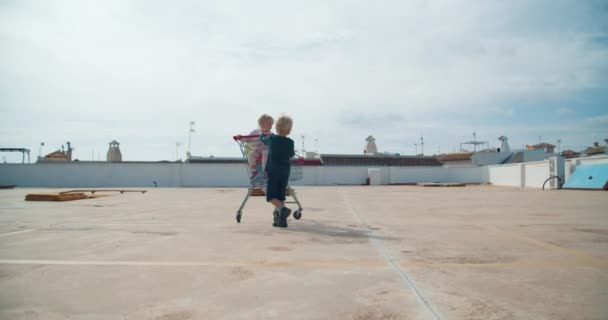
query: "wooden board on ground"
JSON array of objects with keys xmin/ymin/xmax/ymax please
[
  {"xmin": 417, "ymin": 183, "xmax": 466, "ymax": 187},
  {"xmin": 25, "ymin": 193, "xmax": 111, "ymax": 201}
]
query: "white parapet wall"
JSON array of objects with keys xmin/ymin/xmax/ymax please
[
  {"xmin": 0, "ymin": 162, "xmax": 490, "ymax": 187},
  {"xmin": 523, "ymin": 160, "xmax": 551, "ymax": 188},
  {"xmin": 488, "ymin": 156, "xmax": 565, "ymax": 189},
  {"xmin": 488, "ymin": 163, "xmax": 523, "ymax": 187}
]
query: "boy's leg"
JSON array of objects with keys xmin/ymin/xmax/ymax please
[
  {"xmin": 267, "ymin": 176, "xmax": 280, "ymax": 226},
  {"xmin": 270, "ymin": 199, "xmax": 284, "ymax": 208},
  {"xmin": 276, "ymin": 176, "xmax": 291, "ymax": 228}
]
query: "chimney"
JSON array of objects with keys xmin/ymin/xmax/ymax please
[{"xmin": 67, "ymin": 141, "xmax": 72, "ymax": 161}]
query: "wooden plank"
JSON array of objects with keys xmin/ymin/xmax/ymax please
[
  {"xmin": 25, "ymin": 193, "xmax": 112, "ymax": 201},
  {"xmin": 59, "ymin": 189, "xmax": 147, "ymax": 194},
  {"xmin": 25, "ymin": 193, "xmax": 88, "ymax": 201},
  {"xmin": 417, "ymin": 183, "xmax": 466, "ymax": 187}
]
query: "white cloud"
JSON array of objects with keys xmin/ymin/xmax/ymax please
[
  {"xmin": 584, "ymin": 114, "xmax": 608, "ymax": 128},
  {"xmin": 1, "ymin": 0, "xmax": 607, "ymax": 161},
  {"xmin": 557, "ymin": 107, "xmax": 575, "ymax": 116}
]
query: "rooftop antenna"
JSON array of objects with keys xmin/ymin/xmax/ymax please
[
  {"xmin": 420, "ymin": 136, "xmax": 424, "ymax": 156},
  {"xmin": 176, "ymin": 142, "xmax": 182, "ymax": 161},
  {"xmin": 314, "ymin": 138, "xmax": 318, "ymax": 153},
  {"xmin": 38, "ymin": 142, "xmax": 44, "ymax": 158},
  {"xmin": 473, "ymin": 132, "xmax": 477, "ymax": 151},
  {"xmin": 461, "ymin": 132, "xmax": 487, "ymax": 152},
  {"xmin": 188, "ymin": 121, "xmax": 196, "ymax": 158},
  {"xmin": 301, "ymin": 135, "xmax": 306, "ymax": 154}
]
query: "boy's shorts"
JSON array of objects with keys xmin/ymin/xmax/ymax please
[{"xmin": 266, "ymin": 174, "xmax": 289, "ymax": 202}]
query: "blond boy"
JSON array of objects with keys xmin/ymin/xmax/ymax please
[{"xmin": 261, "ymin": 115, "xmax": 295, "ymax": 227}]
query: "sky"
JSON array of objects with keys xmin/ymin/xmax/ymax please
[{"xmin": 1, "ymin": 0, "xmax": 607, "ymax": 162}]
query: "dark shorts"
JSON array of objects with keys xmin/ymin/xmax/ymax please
[{"xmin": 266, "ymin": 174, "xmax": 289, "ymax": 202}]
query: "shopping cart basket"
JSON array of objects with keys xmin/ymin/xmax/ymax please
[{"xmin": 233, "ymin": 134, "xmax": 304, "ymax": 223}]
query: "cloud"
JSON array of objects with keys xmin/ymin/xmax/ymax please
[
  {"xmin": 584, "ymin": 114, "xmax": 608, "ymax": 128},
  {"xmin": 1, "ymin": 0, "xmax": 607, "ymax": 160},
  {"xmin": 557, "ymin": 107, "xmax": 575, "ymax": 116}
]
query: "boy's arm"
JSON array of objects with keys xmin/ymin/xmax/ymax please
[
  {"xmin": 289, "ymin": 140, "xmax": 295, "ymax": 158},
  {"xmin": 261, "ymin": 134, "xmax": 273, "ymax": 146}
]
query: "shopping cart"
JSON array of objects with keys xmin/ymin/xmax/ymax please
[{"xmin": 233, "ymin": 134, "xmax": 304, "ymax": 223}]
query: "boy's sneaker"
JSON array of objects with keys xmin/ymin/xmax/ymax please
[
  {"xmin": 272, "ymin": 208, "xmax": 279, "ymax": 227},
  {"xmin": 278, "ymin": 207, "xmax": 292, "ymax": 228}
]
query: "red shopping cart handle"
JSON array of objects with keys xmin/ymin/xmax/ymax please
[{"xmin": 233, "ymin": 134, "xmax": 270, "ymax": 141}]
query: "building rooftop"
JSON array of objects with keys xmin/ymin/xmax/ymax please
[
  {"xmin": 437, "ymin": 152, "xmax": 474, "ymax": 162},
  {"xmin": 320, "ymin": 154, "xmax": 443, "ymax": 166},
  {"xmin": 586, "ymin": 145, "xmax": 607, "ymax": 156},
  {"xmin": 1, "ymin": 186, "xmax": 606, "ymax": 319}
]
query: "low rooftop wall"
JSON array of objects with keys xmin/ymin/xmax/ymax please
[{"xmin": 0, "ymin": 162, "xmax": 489, "ymax": 187}]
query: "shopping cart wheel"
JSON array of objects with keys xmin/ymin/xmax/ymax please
[
  {"xmin": 293, "ymin": 210, "xmax": 302, "ymax": 220},
  {"xmin": 236, "ymin": 212, "xmax": 242, "ymax": 223}
]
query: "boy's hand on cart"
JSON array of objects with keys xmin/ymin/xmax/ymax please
[{"xmin": 233, "ymin": 135, "xmax": 242, "ymax": 141}]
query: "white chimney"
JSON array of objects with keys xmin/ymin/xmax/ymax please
[
  {"xmin": 365, "ymin": 136, "xmax": 378, "ymax": 155},
  {"xmin": 498, "ymin": 136, "xmax": 510, "ymax": 153}
]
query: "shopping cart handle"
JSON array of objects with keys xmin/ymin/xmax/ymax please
[{"xmin": 233, "ymin": 134, "xmax": 271, "ymax": 141}]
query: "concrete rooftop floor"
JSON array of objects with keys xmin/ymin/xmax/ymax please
[{"xmin": 0, "ymin": 186, "xmax": 607, "ymax": 320}]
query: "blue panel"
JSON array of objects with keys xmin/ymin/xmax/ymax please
[{"xmin": 563, "ymin": 164, "xmax": 608, "ymax": 190}]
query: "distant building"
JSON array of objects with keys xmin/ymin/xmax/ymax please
[
  {"xmin": 37, "ymin": 142, "xmax": 73, "ymax": 162},
  {"xmin": 466, "ymin": 136, "xmax": 558, "ymax": 165},
  {"xmin": 526, "ymin": 143, "xmax": 556, "ymax": 154},
  {"xmin": 584, "ymin": 141, "xmax": 607, "ymax": 156},
  {"xmin": 437, "ymin": 152, "xmax": 474, "ymax": 166},
  {"xmin": 107, "ymin": 140, "xmax": 122, "ymax": 162},
  {"xmin": 561, "ymin": 150, "xmax": 581, "ymax": 159},
  {"xmin": 320, "ymin": 154, "xmax": 442, "ymax": 166}
]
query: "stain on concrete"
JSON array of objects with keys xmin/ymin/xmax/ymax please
[
  {"xmin": 229, "ymin": 266, "xmax": 254, "ymax": 281},
  {"xmin": 466, "ymin": 299, "xmax": 513, "ymax": 320},
  {"xmin": 351, "ymin": 309, "xmax": 403, "ymax": 320},
  {"xmin": 424, "ymin": 255, "xmax": 516, "ymax": 264},
  {"xmin": 131, "ymin": 231, "xmax": 178, "ymax": 236},
  {"xmin": 156, "ymin": 310, "xmax": 193, "ymax": 320},
  {"xmin": 575, "ymin": 228, "xmax": 608, "ymax": 237},
  {"xmin": 268, "ymin": 246, "xmax": 291, "ymax": 252}
]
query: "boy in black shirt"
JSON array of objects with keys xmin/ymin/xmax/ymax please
[{"xmin": 261, "ymin": 115, "xmax": 295, "ymax": 228}]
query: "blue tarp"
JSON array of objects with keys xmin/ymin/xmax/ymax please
[{"xmin": 563, "ymin": 164, "xmax": 608, "ymax": 190}]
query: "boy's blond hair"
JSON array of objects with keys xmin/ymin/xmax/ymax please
[
  {"xmin": 258, "ymin": 114, "xmax": 274, "ymax": 126},
  {"xmin": 275, "ymin": 115, "xmax": 293, "ymax": 136}
]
